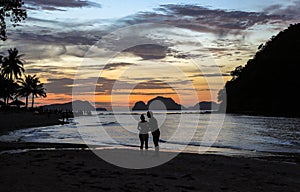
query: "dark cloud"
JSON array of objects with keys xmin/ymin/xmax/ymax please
[
  {"xmin": 43, "ymin": 75, "xmax": 195, "ymax": 97},
  {"xmin": 263, "ymin": 1, "xmax": 300, "ymax": 19},
  {"xmin": 197, "ymin": 88, "xmax": 220, "ymax": 92},
  {"xmin": 198, "ymin": 64, "xmax": 225, "ymax": 68},
  {"xmin": 206, "ymin": 38, "xmax": 256, "ymax": 60},
  {"xmin": 70, "ymin": 77, "xmax": 120, "ymax": 95},
  {"xmin": 167, "ymin": 48, "xmax": 204, "ymax": 59},
  {"xmin": 96, "ymin": 77, "xmax": 118, "ymax": 94},
  {"xmin": 128, "ymin": 77, "xmax": 155, "ymax": 81},
  {"xmin": 122, "ymin": 4, "xmax": 287, "ymax": 36},
  {"xmin": 123, "ymin": 44, "xmax": 169, "ymax": 60},
  {"xmin": 103, "ymin": 62, "xmax": 134, "ymax": 71},
  {"xmin": 45, "ymin": 78, "xmax": 74, "ymax": 94},
  {"xmin": 159, "ymin": 4, "xmax": 285, "ymax": 28},
  {"xmin": 27, "ymin": 17, "xmax": 60, "ymax": 25},
  {"xmin": 211, "ymin": 39, "xmax": 252, "ymax": 51},
  {"xmin": 134, "ymin": 80, "xmax": 172, "ymax": 90},
  {"xmin": 46, "ymin": 77, "xmax": 118, "ymax": 96},
  {"xmin": 26, "ymin": 68, "xmax": 42, "ymax": 74},
  {"xmin": 25, "ymin": 65, "xmax": 76, "ymax": 77},
  {"xmin": 66, "ymin": 45, "xmax": 90, "ymax": 58},
  {"xmin": 96, "ymin": 79, "xmax": 181, "ymax": 95},
  {"xmin": 13, "ymin": 30, "xmax": 99, "ymax": 46},
  {"xmin": 21, "ymin": 65, "xmax": 186, "ymax": 97},
  {"xmin": 8, "ymin": 29, "xmax": 101, "ymax": 60},
  {"xmin": 26, "ymin": 0, "xmax": 101, "ymax": 11},
  {"xmin": 263, "ymin": 4, "xmax": 283, "ymax": 13},
  {"xmin": 190, "ymin": 73, "xmax": 231, "ymax": 78},
  {"xmin": 44, "ymin": 97, "xmax": 71, "ymax": 102},
  {"xmin": 5, "ymin": 17, "xmax": 107, "ymax": 60},
  {"xmin": 6, "ymin": 15, "xmax": 110, "ymax": 59},
  {"xmin": 122, "ymin": 44, "xmax": 205, "ymax": 61},
  {"xmin": 113, "ymin": 91, "xmax": 176, "ymax": 96},
  {"xmin": 208, "ymin": 47, "xmax": 233, "ymax": 52},
  {"xmin": 7, "ymin": 3, "xmax": 295, "ymax": 65}
]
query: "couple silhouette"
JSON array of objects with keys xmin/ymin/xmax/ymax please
[{"xmin": 137, "ymin": 111, "xmax": 160, "ymax": 151}]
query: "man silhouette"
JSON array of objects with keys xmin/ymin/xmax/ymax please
[
  {"xmin": 147, "ymin": 111, "xmax": 160, "ymax": 150},
  {"xmin": 137, "ymin": 114, "xmax": 149, "ymax": 150}
]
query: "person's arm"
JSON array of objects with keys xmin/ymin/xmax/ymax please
[
  {"xmin": 154, "ymin": 118, "xmax": 159, "ymax": 129},
  {"xmin": 146, "ymin": 122, "xmax": 150, "ymax": 132},
  {"xmin": 137, "ymin": 122, "xmax": 141, "ymax": 131}
]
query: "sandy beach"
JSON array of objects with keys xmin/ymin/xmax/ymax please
[
  {"xmin": 0, "ymin": 112, "xmax": 64, "ymax": 135},
  {"xmin": 0, "ymin": 142, "xmax": 299, "ymax": 192},
  {"xmin": 0, "ymin": 113, "xmax": 299, "ymax": 191}
]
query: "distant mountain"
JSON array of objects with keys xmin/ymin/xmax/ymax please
[
  {"xmin": 189, "ymin": 101, "xmax": 219, "ymax": 111},
  {"xmin": 42, "ymin": 100, "xmax": 105, "ymax": 111},
  {"xmin": 132, "ymin": 101, "xmax": 148, "ymax": 111},
  {"xmin": 96, "ymin": 107, "xmax": 107, "ymax": 111},
  {"xmin": 132, "ymin": 96, "xmax": 185, "ymax": 110},
  {"xmin": 218, "ymin": 24, "xmax": 300, "ymax": 116},
  {"xmin": 148, "ymin": 96, "xmax": 184, "ymax": 110}
]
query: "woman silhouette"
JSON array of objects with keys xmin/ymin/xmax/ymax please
[
  {"xmin": 147, "ymin": 111, "xmax": 160, "ymax": 150},
  {"xmin": 137, "ymin": 114, "xmax": 149, "ymax": 150}
]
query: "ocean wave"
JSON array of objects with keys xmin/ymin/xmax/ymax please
[
  {"xmin": 291, "ymin": 141, "xmax": 300, "ymax": 146},
  {"xmin": 160, "ymin": 139, "xmax": 260, "ymax": 152},
  {"xmin": 100, "ymin": 121, "xmax": 120, "ymax": 126},
  {"xmin": 97, "ymin": 111, "xmax": 214, "ymax": 116}
]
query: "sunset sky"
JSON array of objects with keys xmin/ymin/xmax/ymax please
[{"xmin": 1, "ymin": 0, "xmax": 300, "ymax": 109}]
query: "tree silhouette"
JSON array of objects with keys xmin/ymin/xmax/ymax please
[
  {"xmin": 1, "ymin": 48, "xmax": 25, "ymax": 81},
  {"xmin": 17, "ymin": 75, "xmax": 34, "ymax": 109},
  {"xmin": 0, "ymin": 73, "xmax": 10, "ymax": 104},
  {"xmin": 27, "ymin": 75, "xmax": 47, "ymax": 108},
  {"xmin": 18, "ymin": 74, "xmax": 47, "ymax": 108},
  {"xmin": 0, "ymin": 1, "xmax": 27, "ymax": 106},
  {"xmin": 230, "ymin": 65, "xmax": 244, "ymax": 80},
  {"xmin": 0, "ymin": 73, "xmax": 18, "ymax": 105},
  {"xmin": 219, "ymin": 23, "xmax": 300, "ymax": 117},
  {"xmin": 0, "ymin": 0, "xmax": 27, "ymax": 41},
  {"xmin": 0, "ymin": 49, "xmax": 47, "ymax": 109}
]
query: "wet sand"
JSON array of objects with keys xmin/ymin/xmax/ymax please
[
  {"xmin": 0, "ymin": 142, "xmax": 299, "ymax": 192},
  {"xmin": 0, "ymin": 112, "xmax": 64, "ymax": 135}
]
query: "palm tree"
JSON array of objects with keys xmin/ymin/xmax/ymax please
[
  {"xmin": 17, "ymin": 75, "xmax": 33, "ymax": 109},
  {"xmin": 17, "ymin": 75, "xmax": 46, "ymax": 109},
  {"xmin": 0, "ymin": 73, "xmax": 8, "ymax": 104},
  {"xmin": 1, "ymin": 48, "xmax": 25, "ymax": 104},
  {"xmin": 0, "ymin": 73, "xmax": 18, "ymax": 105},
  {"xmin": 1, "ymin": 48, "xmax": 24, "ymax": 81},
  {"xmin": 30, "ymin": 81, "xmax": 47, "ymax": 108}
]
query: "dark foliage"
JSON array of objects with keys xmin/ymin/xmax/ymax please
[
  {"xmin": 219, "ymin": 24, "xmax": 300, "ymax": 116},
  {"xmin": 0, "ymin": 48, "xmax": 46, "ymax": 108},
  {"xmin": 0, "ymin": 0, "xmax": 27, "ymax": 41}
]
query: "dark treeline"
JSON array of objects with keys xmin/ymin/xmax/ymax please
[
  {"xmin": 218, "ymin": 23, "xmax": 300, "ymax": 117},
  {"xmin": 0, "ymin": 48, "xmax": 46, "ymax": 109},
  {"xmin": 0, "ymin": 0, "xmax": 26, "ymax": 41},
  {"xmin": 0, "ymin": 1, "xmax": 44, "ymax": 110}
]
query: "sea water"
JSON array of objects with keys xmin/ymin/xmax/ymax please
[{"xmin": 1, "ymin": 111, "xmax": 299, "ymax": 156}]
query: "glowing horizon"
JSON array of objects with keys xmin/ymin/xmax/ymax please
[{"xmin": 3, "ymin": 0, "xmax": 300, "ymax": 109}]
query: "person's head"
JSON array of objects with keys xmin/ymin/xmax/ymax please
[
  {"xmin": 140, "ymin": 114, "xmax": 146, "ymax": 122},
  {"xmin": 147, "ymin": 111, "xmax": 153, "ymax": 118}
]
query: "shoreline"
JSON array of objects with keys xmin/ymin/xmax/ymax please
[
  {"xmin": 0, "ymin": 111, "xmax": 66, "ymax": 135},
  {"xmin": 0, "ymin": 141, "xmax": 299, "ymax": 164},
  {"xmin": 0, "ymin": 143, "xmax": 299, "ymax": 192}
]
